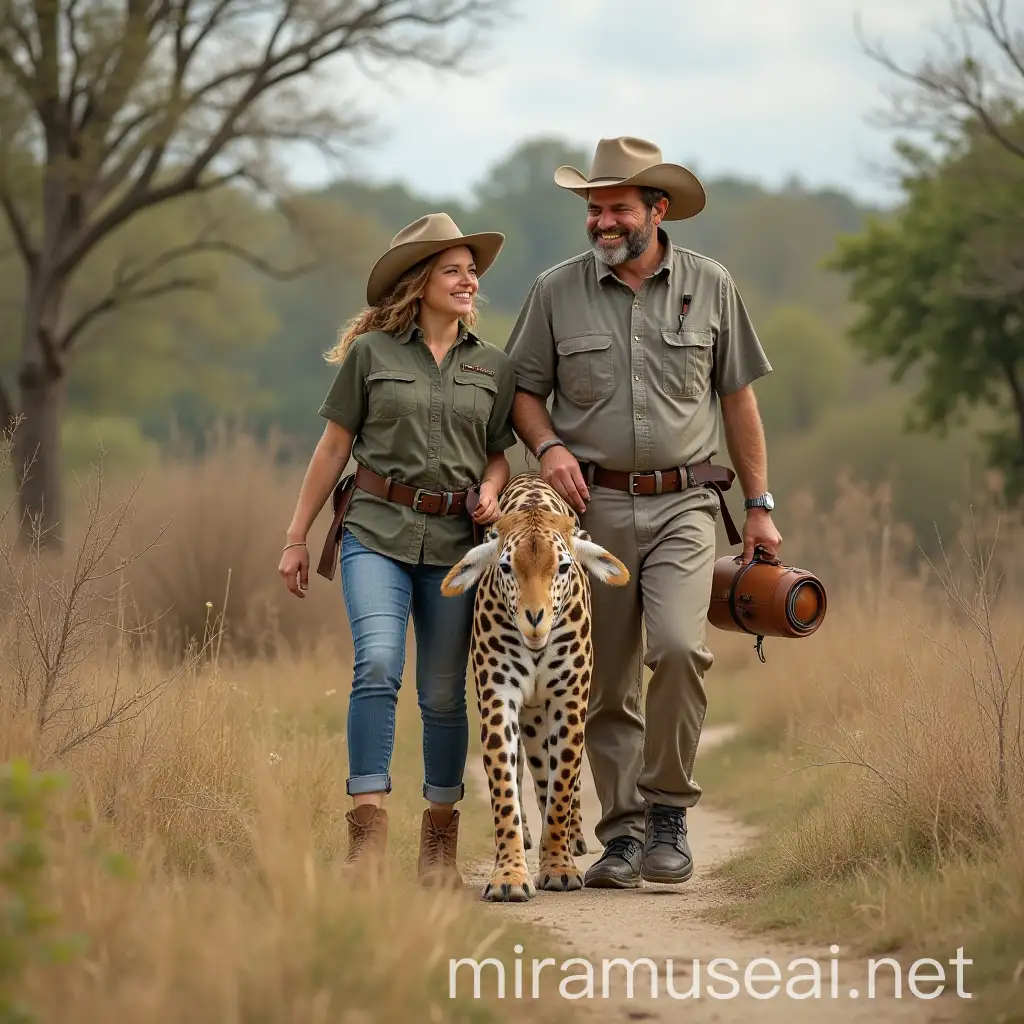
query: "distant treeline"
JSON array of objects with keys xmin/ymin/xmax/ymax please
[{"xmin": 0, "ymin": 135, "xmax": 990, "ymax": 553}]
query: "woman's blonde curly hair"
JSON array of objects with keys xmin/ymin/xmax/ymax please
[{"xmin": 325, "ymin": 251, "xmax": 480, "ymax": 364}]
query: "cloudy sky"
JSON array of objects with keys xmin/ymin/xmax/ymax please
[{"xmin": 291, "ymin": 0, "xmax": 953, "ymax": 208}]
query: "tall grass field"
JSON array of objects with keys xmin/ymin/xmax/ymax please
[
  {"xmin": 699, "ymin": 471, "xmax": 1024, "ymax": 1023},
  {"xmin": 0, "ymin": 427, "xmax": 570, "ymax": 1024}
]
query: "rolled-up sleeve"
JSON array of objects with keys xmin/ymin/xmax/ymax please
[
  {"xmin": 486, "ymin": 360, "xmax": 518, "ymax": 453},
  {"xmin": 505, "ymin": 275, "xmax": 555, "ymax": 398},
  {"xmin": 714, "ymin": 274, "xmax": 772, "ymax": 395},
  {"xmin": 318, "ymin": 339, "xmax": 368, "ymax": 432}
]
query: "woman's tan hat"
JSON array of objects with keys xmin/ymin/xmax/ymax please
[
  {"xmin": 554, "ymin": 136, "xmax": 706, "ymax": 221},
  {"xmin": 365, "ymin": 212, "xmax": 505, "ymax": 305}
]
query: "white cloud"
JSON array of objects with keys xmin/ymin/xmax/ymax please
[{"xmin": 286, "ymin": 0, "xmax": 954, "ymax": 207}]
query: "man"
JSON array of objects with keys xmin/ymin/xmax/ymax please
[{"xmin": 505, "ymin": 136, "xmax": 782, "ymax": 888}]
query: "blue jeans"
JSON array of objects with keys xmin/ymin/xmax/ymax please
[{"xmin": 340, "ymin": 527, "xmax": 475, "ymax": 803}]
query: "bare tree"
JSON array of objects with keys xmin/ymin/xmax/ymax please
[
  {"xmin": 0, "ymin": 0, "xmax": 510, "ymax": 548},
  {"xmin": 856, "ymin": 0, "xmax": 1024, "ymax": 158}
]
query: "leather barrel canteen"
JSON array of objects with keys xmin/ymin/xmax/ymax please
[{"xmin": 707, "ymin": 546, "xmax": 827, "ymax": 640}]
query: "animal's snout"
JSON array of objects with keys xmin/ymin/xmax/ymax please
[{"xmin": 524, "ymin": 607, "xmax": 545, "ymax": 628}]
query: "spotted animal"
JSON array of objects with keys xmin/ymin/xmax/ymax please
[{"xmin": 440, "ymin": 473, "xmax": 630, "ymax": 902}]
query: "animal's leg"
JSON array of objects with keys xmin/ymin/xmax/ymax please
[
  {"xmin": 516, "ymin": 738, "xmax": 532, "ymax": 850},
  {"xmin": 568, "ymin": 774, "xmax": 588, "ymax": 856},
  {"xmin": 535, "ymin": 701, "xmax": 585, "ymax": 892},
  {"xmin": 478, "ymin": 690, "xmax": 532, "ymax": 902},
  {"xmin": 519, "ymin": 706, "xmax": 551, "ymax": 857}
]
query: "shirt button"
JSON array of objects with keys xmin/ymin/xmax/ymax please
[
  {"xmin": 633, "ymin": 335, "xmax": 639, "ymax": 342},
  {"xmin": 636, "ymin": 413, "xmax": 642, "ymax": 420},
  {"xmin": 634, "ymin": 374, "xmax": 640, "ymax": 380}
]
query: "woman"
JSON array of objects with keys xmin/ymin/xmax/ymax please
[{"xmin": 278, "ymin": 213, "xmax": 515, "ymax": 888}]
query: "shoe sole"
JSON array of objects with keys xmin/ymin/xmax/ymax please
[
  {"xmin": 640, "ymin": 862, "xmax": 694, "ymax": 884},
  {"xmin": 584, "ymin": 875, "xmax": 642, "ymax": 889}
]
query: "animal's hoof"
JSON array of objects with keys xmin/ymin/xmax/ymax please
[
  {"xmin": 481, "ymin": 878, "xmax": 533, "ymax": 903},
  {"xmin": 536, "ymin": 867, "xmax": 584, "ymax": 892},
  {"xmin": 572, "ymin": 836, "xmax": 588, "ymax": 856}
]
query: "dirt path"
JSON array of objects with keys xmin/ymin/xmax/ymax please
[{"xmin": 463, "ymin": 724, "xmax": 962, "ymax": 1022}]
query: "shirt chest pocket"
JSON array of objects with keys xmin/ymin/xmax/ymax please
[
  {"xmin": 365, "ymin": 368, "xmax": 418, "ymax": 419},
  {"xmin": 453, "ymin": 371, "xmax": 498, "ymax": 424},
  {"xmin": 555, "ymin": 333, "xmax": 614, "ymax": 405},
  {"xmin": 661, "ymin": 328, "xmax": 713, "ymax": 398}
]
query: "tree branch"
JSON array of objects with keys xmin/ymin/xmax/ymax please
[
  {"xmin": 61, "ymin": 274, "xmax": 215, "ymax": 351},
  {"xmin": 59, "ymin": 222, "xmax": 320, "ymax": 353},
  {"xmin": 49, "ymin": 0, "xmax": 509, "ymax": 279},
  {"xmin": 0, "ymin": 192, "xmax": 36, "ymax": 267},
  {"xmin": 855, "ymin": 0, "xmax": 1024, "ymax": 162},
  {"xmin": 1002, "ymin": 355, "xmax": 1024, "ymax": 450},
  {"xmin": 0, "ymin": 378, "xmax": 16, "ymax": 437}
]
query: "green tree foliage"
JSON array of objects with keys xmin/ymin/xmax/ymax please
[
  {"xmin": 0, "ymin": 761, "xmax": 83, "ymax": 1024},
  {"xmin": 830, "ymin": 126, "xmax": 1024, "ymax": 499},
  {"xmin": 832, "ymin": 0, "xmax": 1024, "ymax": 499},
  {"xmin": 753, "ymin": 305, "xmax": 853, "ymax": 437},
  {"xmin": 250, "ymin": 137, "xmax": 877, "ymax": 452}
]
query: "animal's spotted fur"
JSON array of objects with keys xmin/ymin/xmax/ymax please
[{"xmin": 441, "ymin": 473, "xmax": 630, "ymax": 902}]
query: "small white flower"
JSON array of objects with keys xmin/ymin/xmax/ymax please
[{"xmin": 268, "ymin": 752, "xmax": 281, "ymax": 765}]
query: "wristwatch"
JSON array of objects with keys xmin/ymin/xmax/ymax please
[{"xmin": 744, "ymin": 492, "xmax": 775, "ymax": 512}]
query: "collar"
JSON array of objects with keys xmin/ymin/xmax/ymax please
[
  {"xmin": 594, "ymin": 226, "xmax": 675, "ymax": 284},
  {"xmin": 396, "ymin": 319, "xmax": 480, "ymax": 344}
]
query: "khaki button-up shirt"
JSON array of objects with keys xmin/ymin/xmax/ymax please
[
  {"xmin": 319, "ymin": 320, "xmax": 517, "ymax": 566},
  {"xmin": 505, "ymin": 229, "xmax": 772, "ymax": 472}
]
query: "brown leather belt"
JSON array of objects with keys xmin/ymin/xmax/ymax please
[
  {"xmin": 352, "ymin": 464, "xmax": 470, "ymax": 515},
  {"xmin": 316, "ymin": 464, "xmax": 476, "ymax": 581},
  {"xmin": 577, "ymin": 460, "xmax": 742, "ymax": 546}
]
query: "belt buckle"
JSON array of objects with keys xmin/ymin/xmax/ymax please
[
  {"xmin": 628, "ymin": 471, "xmax": 663, "ymax": 495},
  {"xmin": 412, "ymin": 488, "xmax": 429, "ymax": 512}
]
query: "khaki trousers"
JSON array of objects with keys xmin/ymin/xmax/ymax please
[{"xmin": 579, "ymin": 482, "xmax": 720, "ymax": 845}]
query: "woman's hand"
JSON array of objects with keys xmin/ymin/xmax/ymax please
[
  {"xmin": 471, "ymin": 482, "xmax": 502, "ymax": 524},
  {"xmin": 279, "ymin": 541, "xmax": 310, "ymax": 597}
]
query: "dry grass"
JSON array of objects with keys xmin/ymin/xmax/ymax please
[
  {"xmin": 698, "ymin": 472, "xmax": 1024, "ymax": 1022},
  {"xmin": 0, "ymin": 427, "xmax": 573, "ymax": 1024}
]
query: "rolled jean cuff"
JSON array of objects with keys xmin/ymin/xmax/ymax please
[
  {"xmin": 423, "ymin": 781, "xmax": 465, "ymax": 803},
  {"xmin": 347, "ymin": 773, "xmax": 391, "ymax": 796}
]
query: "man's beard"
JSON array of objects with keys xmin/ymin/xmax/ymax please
[{"xmin": 589, "ymin": 212, "xmax": 654, "ymax": 266}]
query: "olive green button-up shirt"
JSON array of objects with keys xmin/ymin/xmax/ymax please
[
  {"xmin": 319, "ymin": 320, "xmax": 517, "ymax": 566},
  {"xmin": 505, "ymin": 229, "xmax": 772, "ymax": 472}
]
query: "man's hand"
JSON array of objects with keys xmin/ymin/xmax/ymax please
[
  {"xmin": 471, "ymin": 481, "xmax": 502, "ymax": 524},
  {"xmin": 742, "ymin": 509, "xmax": 782, "ymax": 564},
  {"xmin": 540, "ymin": 445, "xmax": 589, "ymax": 514}
]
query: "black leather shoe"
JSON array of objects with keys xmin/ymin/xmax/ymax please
[
  {"xmin": 641, "ymin": 804, "xmax": 693, "ymax": 883},
  {"xmin": 583, "ymin": 835, "xmax": 643, "ymax": 888}
]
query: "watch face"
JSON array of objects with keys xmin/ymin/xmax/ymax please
[{"xmin": 764, "ymin": 492, "xmax": 775, "ymax": 511}]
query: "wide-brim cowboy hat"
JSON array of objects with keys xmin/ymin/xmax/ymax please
[
  {"xmin": 554, "ymin": 136, "xmax": 706, "ymax": 221},
  {"xmin": 365, "ymin": 212, "xmax": 505, "ymax": 305}
]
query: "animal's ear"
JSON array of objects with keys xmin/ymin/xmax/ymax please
[
  {"xmin": 440, "ymin": 538, "xmax": 500, "ymax": 595},
  {"xmin": 570, "ymin": 536, "xmax": 630, "ymax": 587}
]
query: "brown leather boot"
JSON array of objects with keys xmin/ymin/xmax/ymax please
[
  {"xmin": 417, "ymin": 807, "xmax": 463, "ymax": 888},
  {"xmin": 344, "ymin": 804, "xmax": 388, "ymax": 880}
]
